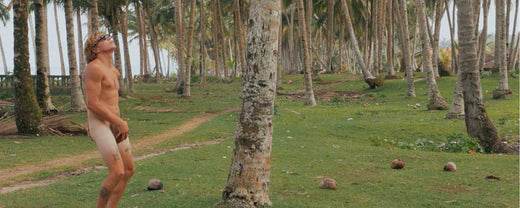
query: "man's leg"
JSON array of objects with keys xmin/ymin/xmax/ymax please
[
  {"xmin": 108, "ymin": 138, "xmax": 135, "ymax": 207},
  {"xmin": 95, "ymin": 142, "xmax": 124, "ymax": 208}
]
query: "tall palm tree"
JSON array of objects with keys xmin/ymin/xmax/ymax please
[
  {"xmin": 90, "ymin": 0, "xmax": 99, "ymax": 33},
  {"xmin": 456, "ymin": 0, "xmax": 508, "ymax": 153},
  {"xmin": 183, "ymin": 0, "xmax": 196, "ymax": 97},
  {"xmin": 13, "ymin": 0, "xmax": 44, "ymax": 135},
  {"xmin": 431, "ymin": 1, "xmax": 445, "ymax": 78},
  {"xmin": 34, "ymin": 0, "xmax": 58, "ymax": 114},
  {"xmin": 477, "ymin": 0, "xmax": 491, "ymax": 71},
  {"xmin": 76, "ymin": 9, "xmax": 86, "ymax": 74},
  {"xmin": 64, "ymin": 0, "xmax": 86, "ymax": 111},
  {"xmin": 416, "ymin": 0, "xmax": 448, "ymax": 110},
  {"xmin": 385, "ymin": 0, "xmax": 397, "ymax": 79},
  {"xmin": 120, "ymin": 0, "xmax": 134, "ymax": 93},
  {"xmin": 396, "ymin": 0, "xmax": 415, "ymax": 96},
  {"xmin": 0, "ymin": 1, "xmax": 10, "ymax": 74},
  {"xmin": 507, "ymin": 0, "xmax": 519, "ymax": 70},
  {"xmin": 493, "ymin": 0, "xmax": 512, "ymax": 99},
  {"xmin": 143, "ymin": 2, "xmax": 161, "ymax": 84},
  {"xmin": 341, "ymin": 0, "xmax": 381, "ymax": 89},
  {"xmin": 53, "ymin": 0, "xmax": 66, "ymax": 75},
  {"xmin": 234, "ymin": 0, "xmax": 246, "ymax": 75},
  {"xmin": 326, "ymin": 0, "xmax": 333, "ymax": 73},
  {"xmin": 175, "ymin": 0, "xmax": 185, "ymax": 96},
  {"xmin": 200, "ymin": 0, "xmax": 206, "ymax": 84},
  {"xmin": 222, "ymin": 0, "xmax": 280, "ymax": 206},
  {"xmin": 296, "ymin": 0, "xmax": 316, "ymax": 106}
]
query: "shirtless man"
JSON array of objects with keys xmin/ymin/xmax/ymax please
[{"xmin": 83, "ymin": 32, "xmax": 134, "ymax": 208}]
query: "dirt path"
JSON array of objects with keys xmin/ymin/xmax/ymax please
[{"xmin": 0, "ymin": 106, "xmax": 240, "ymax": 185}]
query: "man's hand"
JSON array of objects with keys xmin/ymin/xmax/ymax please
[{"xmin": 115, "ymin": 120, "xmax": 129, "ymax": 142}]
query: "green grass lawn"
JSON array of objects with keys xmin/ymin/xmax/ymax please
[{"xmin": 0, "ymin": 73, "xmax": 518, "ymax": 207}]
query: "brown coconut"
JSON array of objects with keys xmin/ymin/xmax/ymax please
[
  {"xmin": 391, "ymin": 159, "xmax": 405, "ymax": 169},
  {"xmin": 443, "ymin": 162, "xmax": 457, "ymax": 172},
  {"xmin": 319, "ymin": 178, "xmax": 337, "ymax": 190},
  {"xmin": 147, "ymin": 178, "xmax": 163, "ymax": 190}
]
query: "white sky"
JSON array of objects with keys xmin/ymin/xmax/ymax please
[{"xmin": 0, "ymin": 1, "xmax": 518, "ymax": 76}]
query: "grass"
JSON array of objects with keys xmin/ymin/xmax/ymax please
[{"xmin": 0, "ymin": 73, "xmax": 518, "ymax": 207}]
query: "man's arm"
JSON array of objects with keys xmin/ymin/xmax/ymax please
[{"xmin": 84, "ymin": 64, "xmax": 128, "ymax": 136}]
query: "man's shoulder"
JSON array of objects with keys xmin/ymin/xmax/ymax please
[{"xmin": 85, "ymin": 61, "xmax": 105, "ymax": 79}]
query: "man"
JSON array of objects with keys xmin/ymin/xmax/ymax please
[{"xmin": 83, "ymin": 32, "xmax": 134, "ymax": 208}]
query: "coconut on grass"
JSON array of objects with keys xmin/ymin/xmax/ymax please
[{"xmin": 391, "ymin": 159, "xmax": 405, "ymax": 169}]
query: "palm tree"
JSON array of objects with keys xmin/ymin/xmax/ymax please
[
  {"xmin": 200, "ymin": 0, "xmax": 206, "ymax": 84},
  {"xmin": 64, "ymin": 0, "xmax": 86, "ymax": 111},
  {"xmin": 143, "ymin": 2, "xmax": 161, "ymax": 84},
  {"xmin": 13, "ymin": 0, "xmax": 44, "ymax": 135},
  {"xmin": 416, "ymin": 0, "xmax": 448, "ymax": 110},
  {"xmin": 34, "ymin": 0, "xmax": 58, "ymax": 114},
  {"xmin": 90, "ymin": 0, "xmax": 99, "ymax": 33},
  {"xmin": 477, "ymin": 0, "xmax": 491, "ymax": 71},
  {"xmin": 431, "ymin": 1, "xmax": 445, "ymax": 79},
  {"xmin": 234, "ymin": 0, "xmax": 246, "ymax": 75},
  {"xmin": 53, "ymin": 0, "xmax": 66, "ymax": 75},
  {"xmin": 222, "ymin": 0, "xmax": 280, "ymax": 206},
  {"xmin": 183, "ymin": 0, "xmax": 197, "ymax": 97},
  {"xmin": 326, "ymin": 0, "xmax": 333, "ymax": 73},
  {"xmin": 120, "ymin": 0, "xmax": 134, "ymax": 93},
  {"xmin": 296, "ymin": 0, "xmax": 316, "ymax": 106},
  {"xmin": 1, "ymin": 1, "xmax": 10, "ymax": 74},
  {"xmin": 456, "ymin": 0, "xmax": 509, "ymax": 153},
  {"xmin": 341, "ymin": 0, "xmax": 381, "ymax": 89},
  {"xmin": 175, "ymin": 0, "xmax": 185, "ymax": 96},
  {"xmin": 385, "ymin": 0, "xmax": 397, "ymax": 79},
  {"xmin": 507, "ymin": 0, "xmax": 519, "ymax": 70},
  {"xmin": 396, "ymin": 0, "xmax": 415, "ymax": 96},
  {"xmin": 493, "ymin": 0, "xmax": 511, "ymax": 99}
]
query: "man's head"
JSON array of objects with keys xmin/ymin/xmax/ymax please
[{"xmin": 84, "ymin": 32, "xmax": 116, "ymax": 63}]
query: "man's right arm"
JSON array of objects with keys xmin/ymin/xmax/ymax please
[{"xmin": 84, "ymin": 64, "xmax": 128, "ymax": 132}]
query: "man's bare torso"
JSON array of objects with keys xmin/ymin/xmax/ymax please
[{"xmin": 86, "ymin": 60, "xmax": 121, "ymax": 118}]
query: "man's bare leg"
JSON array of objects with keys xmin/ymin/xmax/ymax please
[
  {"xmin": 96, "ymin": 146, "xmax": 124, "ymax": 208},
  {"xmin": 108, "ymin": 139, "xmax": 135, "ymax": 207}
]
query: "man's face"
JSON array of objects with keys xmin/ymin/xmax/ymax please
[{"xmin": 94, "ymin": 34, "xmax": 116, "ymax": 54}]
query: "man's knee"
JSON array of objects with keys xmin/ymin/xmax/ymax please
[
  {"xmin": 123, "ymin": 166, "xmax": 135, "ymax": 179},
  {"xmin": 109, "ymin": 169, "xmax": 125, "ymax": 182}
]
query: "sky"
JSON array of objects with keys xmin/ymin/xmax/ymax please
[{"xmin": 0, "ymin": 1, "xmax": 518, "ymax": 76}]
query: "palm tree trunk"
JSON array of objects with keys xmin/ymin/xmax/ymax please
[
  {"xmin": 396, "ymin": 0, "xmax": 415, "ymax": 96},
  {"xmin": 76, "ymin": 10, "xmax": 86, "ymax": 75},
  {"xmin": 445, "ymin": 0, "xmax": 458, "ymax": 74},
  {"xmin": 65, "ymin": 0, "xmax": 86, "ymax": 111},
  {"xmin": 478, "ymin": 0, "xmax": 491, "ymax": 71},
  {"xmin": 416, "ymin": 0, "xmax": 448, "ymax": 110},
  {"xmin": 212, "ymin": 1, "xmax": 220, "ymax": 79},
  {"xmin": 0, "ymin": 36, "xmax": 8, "ymax": 74},
  {"xmin": 296, "ymin": 0, "xmax": 316, "ymax": 106},
  {"xmin": 121, "ymin": 0, "xmax": 134, "ymax": 93},
  {"xmin": 508, "ymin": 0, "xmax": 519, "ymax": 69},
  {"xmin": 28, "ymin": 12, "xmax": 36, "ymax": 58},
  {"xmin": 54, "ymin": 1, "xmax": 66, "ymax": 75},
  {"xmin": 376, "ymin": 0, "xmax": 385, "ymax": 75},
  {"xmin": 183, "ymin": 0, "xmax": 196, "ymax": 96},
  {"xmin": 432, "ymin": 1, "xmax": 444, "ymax": 78},
  {"xmin": 222, "ymin": 1, "xmax": 280, "ymax": 206},
  {"xmin": 341, "ymin": 0, "xmax": 380, "ymax": 89},
  {"xmin": 326, "ymin": 0, "xmax": 334, "ymax": 73},
  {"xmin": 494, "ymin": 0, "xmax": 512, "ymax": 99},
  {"xmin": 200, "ymin": 0, "xmax": 206, "ymax": 84},
  {"xmin": 144, "ymin": 5, "xmax": 162, "ymax": 84},
  {"xmin": 288, "ymin": 5, "xmax": 295, "ymax": 74},
  {"xmin": 91, "ymin": 0, "xmax": 99, "ymax": 33},
  {"xmin": 306, "ymin": 0, "xmax": 316, "ymax": 79},
  {"xmin": 385, "ymin": 0, "xmax": 396, "ymax": 78},
  {"xmin": 234, "ymin": 0, "xmax": 246, "ymax": 75},
  {"xmin": 174, "ymin": 0, "xmax": 185, "ymax": 97},
  {"xmin": 277, "ymin": 12, "xmax": 283, "ymax": 89},
  {"xmin": 13, "ymin": 0, "xmax": 44, "ymax": 135},
  {"xmin": 456, "ymin": 0, "xmax": 508, "ymax": 153},
  {"xmin": 339, "ymin": 22, "xmax": 344, "ymax": 73},
  {"xmin": 34, "ymin": 0, "xmax": 57, "ymax": 114},
  {"xmin": 217, "ymin": 0, "xmax": 228, "ymax": 81}
]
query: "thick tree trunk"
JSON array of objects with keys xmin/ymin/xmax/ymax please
[
  {"xmin": 174, "ymin": 0, "xmax": 185, "ymax": 96},
  {"xmin": 34, "ymin": 0, "xmax": 57, "ymax": 114},
  {"xmin": 416, "ymin": 0, "xmax": 448, "ymax": 110},
  {"xmin": 341, "ymin": 0, "xmax": 380, "ymax": 89},
  {"xmin": 76, "ymin": 10, "xmax": 86, "ymax": 75},
  {"xmin": 13, "ymin": 0, "xmax": 44, "ymax": 135},
  {"xmin": 385, "ymin": 0, "xmax": 396, "ymax": 79},
  {"xmin": 65, "ymin": 0, "xmax": 86, "ymax": 112},
  {"xmin": 222, "ymin": 1, "xmax": 280, "ymax": 206},
  {"xmin": 54, "ymin": 1, "xmax": 66, "ymax": 76},
  {"xmin": 296, "ymin": 0, "xmax": 317, "ymax": 106},
  {"xmin": 456, "ymin": 0, "xmax": 507, "ymax": 153},
  {"xmin": 494, "ymin": 0, "xmax": 512, "ymax": 99},
  {"xmin": 445, "ymin": 68, "xmax": 465, "ymax": 119},
  {"xmin": 431, "ymin": 1, "xmax": 444, "ymax": 78},
  {"xmin": 396, "ymin": 0, "xmax": 415, "ymax": 96},
  {"xmin": 0, "ymin": 36, "xmax": 7, "ymax": 74},
  {"xmin": 121, "ymin": 0, "xmax": 134, "ymax": 93},
  {"xmin": 200, "ymin": 0, "xmax": 206, "ymax": 84},
  {"xmin": 326, "ymin": 0, "xmax": 334, "ymax": 73},
  {"xmin": 478, "ymin": 0, "xmax": 491, "ymax": 71}
]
